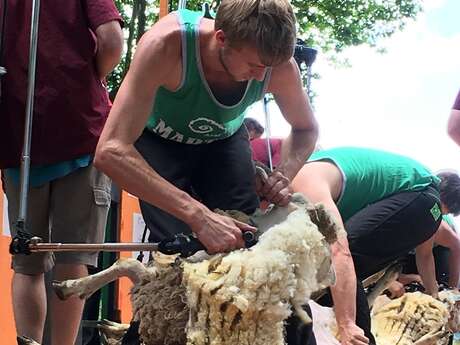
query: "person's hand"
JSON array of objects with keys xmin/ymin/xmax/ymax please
[
  {"xmin": 337, "ymin": 322, "xmax": 369, "ymax": 345},
  {"xmin": 255, "ymin": 169, "xmax": 291, "ymax": 206},
  {"xmin": 190, "ymin": 209, "xmax": 256, "ymax": 254},
  {"xmin": 386, "ymin": 281, "xmax": 405, "ymax": 299}
]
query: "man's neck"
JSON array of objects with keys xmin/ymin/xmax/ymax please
[
  {"xmin": 197, "ymin": 21, "xmax": 248, "ymax": 105},
  {"xmin": 199, "ymin": 34, "xmax": 226, "ymax": 75}
]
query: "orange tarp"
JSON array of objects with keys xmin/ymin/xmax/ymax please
[{"xmin": 0, "ymin": 174, "xmax": 17, "ymax": 343}]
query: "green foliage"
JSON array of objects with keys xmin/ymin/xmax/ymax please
[
  {"xmin": 107, "ymin": 0, "xmax": 422, "ymax": 97},
  {"xmin": 293, "ymin": 0, "xmax": 422, "ymax": 56}
]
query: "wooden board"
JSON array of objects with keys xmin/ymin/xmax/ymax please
[{"xmin": 117, "ymin": 191, "xmax": 142, "ymax": 323}]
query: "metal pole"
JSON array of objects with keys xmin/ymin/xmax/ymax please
[
  {"xmin": 17, "ymin": 0, "xmax": 40, "ymax": 225},
  {"xmin": 28, "ymin": 242, "xmax": 162, "ymax": 253},
  {"xmin": 263, "ymin": 95, "xmax": 273, "ymax": 171},
  {"xmin": 306, "ymin": 66, "xmax": 312, "ymax": 94}
]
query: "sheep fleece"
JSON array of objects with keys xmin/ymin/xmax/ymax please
[{"xmin": 131, "ymin": 207, "xmax": 335, "ymax": 345}]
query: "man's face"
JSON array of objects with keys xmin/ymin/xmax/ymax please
[{"xmin": 218, "ymin": 43, "xmax": 268, "ymax": 82}]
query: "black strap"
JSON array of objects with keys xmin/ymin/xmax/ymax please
[{"xmin": 135, "ymin": 224, "xmax": 151, "ymax": 262}]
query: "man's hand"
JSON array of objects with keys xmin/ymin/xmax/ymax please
[
  {"xmin": 190, "ymin": 210, "xmax": 256, "ymax": 254},
  {"xmin": 337, "ymin": 322, "xmax": 369, "ymax": 345},
  {"xmin": 255, "ymin": 169, "xmax": 291, "ymax": 206}
]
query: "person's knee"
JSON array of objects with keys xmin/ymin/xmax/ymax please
[
  {"xmin": 53, "ymin": 263, "xmax": 88, "ymax": 280},
  {"xmin": 54, "ymin": 253, "xmax": 97, "ymax": 271},
  {"xmin": 12, "ymin": 253, "xmax": 54, "ymax": 275}
]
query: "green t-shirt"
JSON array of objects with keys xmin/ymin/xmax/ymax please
[
  {"xmin": 146, "ymin": 9, "xmax": 270, "ymax": 144},
  {"xmin": 443, "ymin": 214, "xmax": 456, "ymax": 231},
  {"xmin": 308, "ymin": 147, "xmax": 440, "ymax": 221}
]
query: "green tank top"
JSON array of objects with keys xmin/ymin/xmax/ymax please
[
  {"xmin": 146, "ymin": 9, "xmax": 270, "ymax": 144},
  {"xmin": 308, "ymin": 147, "xmax": 440, "ymax": 221}
]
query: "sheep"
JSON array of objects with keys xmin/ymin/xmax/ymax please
[
  {"xmin": 51, "ymin": 193, "xmax": 340, "ymax": 345},
  {"xmin": 371, "ymin": 291, "xmax": 456, "ymax": 345},
  {"xmin": 308, "ymin": 289, "xmax": 460, "ymax": 345}
]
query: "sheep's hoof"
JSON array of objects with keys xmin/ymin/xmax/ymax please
[
  {"xmin": 17, "ymin": 335, "xmax": 41, "ymax": 345},
  {"xmin": 52, "ymin": 280, "xmax": 72, "ymax": 300}
]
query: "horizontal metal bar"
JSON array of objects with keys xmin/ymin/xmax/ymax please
[{"xmin": 28, "ymin": 242, "xmax": 159, "ymax": 253}]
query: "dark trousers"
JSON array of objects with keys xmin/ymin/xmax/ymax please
[
  {"xmin": 135, "ymin": 126, "xmax": 259, "ymax": 242},
  {"xmin": 346, "ymin": 185, "xmax": 442, "ymax": 280}
]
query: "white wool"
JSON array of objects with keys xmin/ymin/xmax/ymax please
[
  {"xmin": 182, "ymin": 207, "xmax": 335, "ymax": 345},
  {"xmin": 372, "ymin": 292, "xmax": 450, "ymax": 345}
]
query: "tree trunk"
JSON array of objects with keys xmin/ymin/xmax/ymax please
[
  {"xmin": 136, "ymin": 0, "xmax": 147, "ymax": 43},
  {"xmin": 122, "ymin": 0, "xmax": 140, "ymax": 77}
]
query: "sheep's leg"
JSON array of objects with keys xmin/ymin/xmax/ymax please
[
  {"xmin": 97, "ymin": 319, "xmax": 130, "ymax": 344},
  {"xmin": 367, "ymin": 262, "xmax": 402, "ymax": 307},
  {"xmin": 52, "ymin": 258, "xmax": 149, "ymax": 300},
  {"xmin": 17, "ymin": 336, "xmax": 41, "ymax": 345}
]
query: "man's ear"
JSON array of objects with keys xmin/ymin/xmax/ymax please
[{"xmin": 215, "ymin": 29, "xmax": 226, "ymax": 47}]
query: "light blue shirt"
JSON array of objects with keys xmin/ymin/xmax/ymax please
[{"xmin": 5, "ymin": 155, "xmax": 92, "ymax": 187}]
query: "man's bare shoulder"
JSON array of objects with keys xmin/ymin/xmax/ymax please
[{"xmin": 136, "ymin": 13, "xmax": 182, "ymax": 68}]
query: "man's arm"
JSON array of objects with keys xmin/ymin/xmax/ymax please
[
  {"xmin": 415, "ymin": 236, "xmax": 439, "ymax": 298},
  {"xmin": 330, "ymin": 236, "xmax": 369, "ymax": 345},
  {"xmin": 94, "ymin": 20, "xmax": 124, "ymax": 79},
  {"xmin": 262, "ymin": 59, "xmax": 318, "ymax": 205},
  {"xmin": 291, "ymin": 166, "xmax": 368, "ymax": 345},
  {"xmin": 94, "ymin": 17, "xmax": 254, "ymax": 253},
  {"xmin": 448, "ymin": 109, "xmax": 460, "ymax": 147},
  {"xmin": 433, "ymin": 220, "xmax": 460, "ymax": 288}
]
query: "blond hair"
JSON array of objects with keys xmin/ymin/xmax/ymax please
[{"xmin": 215, "ymin": 0, "xmax": 296, "ymax": 66}]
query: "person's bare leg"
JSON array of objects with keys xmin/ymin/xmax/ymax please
[
  {"xmin": 50, "ymin": 264, "xmax": 88, "ymax": 345},
  {"xmin": 12, "ymin": 273, "xmax": 47, "ymax": 343}
]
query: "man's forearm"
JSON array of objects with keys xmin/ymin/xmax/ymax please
[
  {"xmin": 94, "ymin": 141, "xmax": 205, "ymax": 226},
  {"xmin": 330, "ymin": 241, "xmax": 358, "ymax": 329},
  {"xmin": 95, "ymin": 21, "xmax": 124, "ymax": 79},
  {"xmin": 277, "ymin": 128, "xmax": 317, "ymax": 180},
  {"xmin": 416, "ymin": 252, "xmax": 438, "ymax": 296}
]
